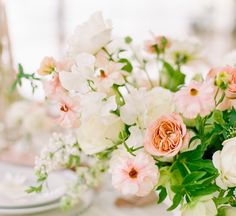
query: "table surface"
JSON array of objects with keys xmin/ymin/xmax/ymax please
[{"xmin": 32, "ymin": 189, "xmax": 172, "ymax": 216}]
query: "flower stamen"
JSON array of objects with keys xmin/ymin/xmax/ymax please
[{"xmin": 129, "ymin": 168, "xmax": 138, "ymax": 178}]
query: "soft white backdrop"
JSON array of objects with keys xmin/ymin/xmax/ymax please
[{"xmin": 4, "ymin": 0, "xmax": 236, "ymax": 99}]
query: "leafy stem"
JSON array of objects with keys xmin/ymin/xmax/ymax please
[{"xmin": 12, "ymin": 64, "xmax": 40, "ymax": 94}]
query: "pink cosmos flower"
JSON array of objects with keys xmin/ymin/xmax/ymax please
[
  {"xmin": 110, "ymin": 150, "xmax": 159, "ymax": 197},
  {"xmin": 55, "ymin": 94, "xmax": 80, "ymax": 128},
  {"xmin": 174, "ymin": 81, "xmax": 215, "ymax": 119},
  {"xmin": 144, "ymin": 113, "xmax": 188, "ymax": 157},
  {"xmin": 144, "ymin": 36, "xmax": 171, "ymax": 54},
  {"xmin": 208, "ymin": 66, "xmax": 236, "ymax": 99},
  {"xmin": 37, "ymin": 57, "xmax": 56, "ymax": 76},
  {"xmin": 43, "ymin": 74, "xmax": 65, "ymax": 99}
]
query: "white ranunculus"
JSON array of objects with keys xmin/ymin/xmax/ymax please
[
  {"xmin": 213, "ymin": 137, "xmax": 236, "ymax": 189},
  {"xmin": 59, "ymin": 53, "xmax": 96, "ymax": 93},
  {"xmin": 182, "ymin": 196, "xmax": 217, "ymax": 216},
  {"xmin": 67, "ymin": 11, "xmax": 112, "ymax": 57},
  {"xmin": 120, "ymin": 87, "xmax": 174, "ymax": 128}
]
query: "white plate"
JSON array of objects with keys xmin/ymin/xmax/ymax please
[
  {"xmin": 0, "ymin": 162, "xmax": 72, "ymax": 208},
  {"xmin": 0, "ymin": 200, "xmax": 60, "ymax": 215}
]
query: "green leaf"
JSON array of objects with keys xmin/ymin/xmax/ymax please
[
  {"xmin": 157, "ymin": 186, "xmax": 167, "ymax": 204},
  {"xmin": 167, "ymin": 193, "xmax": 182, "ymax": 211},
  {"xmin": 188, "ymin": 184, "xmax": 218, "ymax": 197},
  {"xmin": 186, "ymin": 160, "xmax": 218, "ymax": 174},
  {"xmin": 119, "ymin": 58, "xmax": 133, "ymax": 73},
  {"xmin": 160, "ymin": 61, "xmax": 185, "ymax": 92},
  {"xmin": 182, "ymin": 171, "xmax": 206, "ymax": 185},
  {"xmin": 178, "ymin": 145, "xmax": 203, "ymax": 161}
]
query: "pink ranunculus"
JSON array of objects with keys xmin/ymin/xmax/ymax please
[
  {"xmin": 110, "ymin": 150, "xmax": 159, "ymax": 197},
  {"xmin": 144, "ymin": 113, "xmax": 188, "ymax": 157},
  {"xmin": 37, "ymin": 57, "xmax": 56, "ymax": 76},
  {"xmin": 43, "ymin": 74, "xmax": 65, "ymax": 99},
  {"xmin": 144, "ymin": 36, "xmax": 171, "ymax": 54},
  {"xmin": 174, "ymin": 81, "xmax": 215, "ymax": 119},
  {"xmin": 207, "ymin": 66, "xmax": 236, "ymax": 99},
  {"xmin": 55, "ymin": 94, "xmax": 80, "ymax": 128}
]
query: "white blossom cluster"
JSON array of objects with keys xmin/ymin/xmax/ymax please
[{"xmin": 35, "ymin": 132, "xmax": 80, "ymax": 176}]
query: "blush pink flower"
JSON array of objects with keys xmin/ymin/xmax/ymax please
[
  {"xmin": 55, "ymin": 95, "xmax": 80, "ymax": 128},
  {"xmin": 37, "ymin": 57, "xmax": 56, "ymax": 76},
  {"xmin": 174, "ymin": 81, "xmax": 215, "ymax": 119},
  {"xmin": 144, "ymin": 36, "xmax": 171, "ymax": 54},
  {"xmin": 144, "ymin": 113, "xmax": 188, "ymax": 157},
  {"xmin": 110, "ymin": 150, "xmax": 159, "ymax": 197},
  {"xmin": 43, "ymin": 74, "xmax": 65, "ymax": 99},
  {"xmin": 208, "ymin": 66, "xmax": 236, "ymax": 99},
  {"xmin": 95, "ymin": 50, "xmax": 126, "ymax": 89}
]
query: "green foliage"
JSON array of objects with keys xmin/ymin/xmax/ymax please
[
  {"xmin": 12, "ymin": 64, "xmax": 40, "ymax": 94},
  {"xmin": 119, "ymin": 58, "xmax": 133, "ymax": 73},
  {"xmin": 166, "ymin": 145, "xmax": 219, "ymax": 210},
  {"xmin": 159, "ymin": 61, "xmax": 185, "ymax": 92},
  {"xmin": 156, "ymin": 186, "xmax": 167, "ymax": 204}
]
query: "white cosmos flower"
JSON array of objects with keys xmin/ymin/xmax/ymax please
[
  {"xmin": 59, "ymin": 53, "xmax": 96, "ymax": 93},
  {"xmin": 213, "ymin": 137, "xmax": 236, "ymax": 189},
  {"xmin": 77, "ymin": 92, "xmax": 124, "ymax": 155},
  {"xmin": 120, "ymin": 87, "xmax": 174, "ymax": 128},
  {"xmin": 67, "ymin": 11, "xmax": 112, "ymax": 57}
]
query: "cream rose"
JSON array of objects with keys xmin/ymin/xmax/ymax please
[
  {"xmin": 213, "ymin": 137, "xmax": 236, "ymax": 189},
  {"xmin": 144, "ymin": 113, "xmax": 188, "ymax": 157}
]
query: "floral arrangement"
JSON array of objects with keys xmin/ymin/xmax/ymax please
[{"xmin": 19, "ymin": 12, "xmax": 236, "ymax": 216}]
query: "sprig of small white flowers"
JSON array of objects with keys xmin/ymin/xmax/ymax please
[{"xmin": 30, "ymin": 132, "xmax": 108, "ymax": 208}]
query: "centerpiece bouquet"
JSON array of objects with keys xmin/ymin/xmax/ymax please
[{"xmin": 19, "ymin": 12, "xmax": 236, "ymax": 216}]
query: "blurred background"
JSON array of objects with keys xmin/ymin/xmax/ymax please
[{"xmin": 2, "ymin": 0, "xmax": 236, "ymax": 99}]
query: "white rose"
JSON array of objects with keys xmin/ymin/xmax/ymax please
[
  {"xmin": 77, "ymin": 115, "xmax": 124, "ymax": 155},
  {"xmin": 77, "ymin": 92, "xmax": 124, "ymax": 155},
  {"xmin": 67, "ymin": 11, "xmax": 112, "ymax": 57},
  {"xmin": 120, "ymin": 87, "xmax": 174, "ymax": 128},
  {"xmin": 213, "ymin": 137, "xmax": 236, "ymax": 189},
  {"xmin": 182, "ymin": 196, "xmax": 217, "ymax": 216}
]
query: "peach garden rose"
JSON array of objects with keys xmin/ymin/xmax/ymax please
[{"xmin": 144, "ymin": 113, "xmax": 188, "ymax": 157}]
